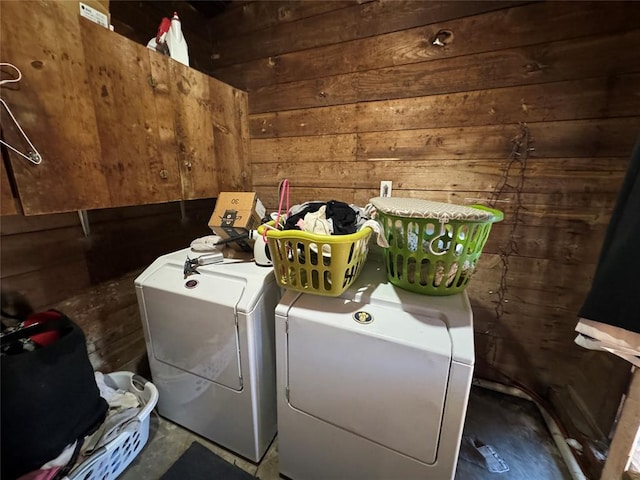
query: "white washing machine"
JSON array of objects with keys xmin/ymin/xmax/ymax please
[
  {"xmin": 135, "ymin": 247, "xmax": 280, "ymax": 462},
  {"xmin": 275, "ymin": 259, "xmax": 474, "ymax": 480}
]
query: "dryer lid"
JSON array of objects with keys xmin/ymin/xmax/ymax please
[{"xmin": 285, "ymin": 294, "xmax": 452, "ymax": 464}]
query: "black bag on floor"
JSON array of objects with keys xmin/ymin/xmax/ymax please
[{"xmin": 1, "ymin": 310, "xmax": 108, "ymax": 479}]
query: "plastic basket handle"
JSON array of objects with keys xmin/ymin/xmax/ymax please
[
  {"xmin": 470, "ymin": 204, "xmax": 504, "ymax": 223},
  {"xmin": 132, "ymin": 374, "xmax": 150, "ymax": 390},
  {"xmin": 264, "ymin": 179, "xmax": 290, "ymax": 242},
  {"xmin": 428, "ymin": 220, "xmax": 449, "ymax": 256}
]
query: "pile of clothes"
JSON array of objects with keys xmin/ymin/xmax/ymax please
[
  {"xmin": 14, "ymin": 373, "xmax": 144, "ymax": 480},
  {"xmin": 283, "ymin": 200, "xmax": 372, "ymax": 235},
  {"xmin": 280, "ymin": 200, "xmax": 388, "ymax": 248}
]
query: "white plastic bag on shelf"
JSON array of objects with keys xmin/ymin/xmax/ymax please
[
  {"xmin": 166, "ymin": 12, "xmax": 189, "ymax": 66},
  {"xmin": 146, "ymin": 16, "xmax": 171, "ymax": 56}
]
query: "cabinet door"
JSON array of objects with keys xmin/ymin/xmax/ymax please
[
  {"xmin": 0, "ymin": 1, "xmax": 109, "ymax": 215},
  {"xmin": 210, "ymin": 77, "xmax": 251, "ymax": 192},
  {"xmin": 169, "ymin": 61, "xmax": 218, "ymax": 200},
  {"xmin": 80, "ymin": 19, "xmax": 182, "ymax": 207}
]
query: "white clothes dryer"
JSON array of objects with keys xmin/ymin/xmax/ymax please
[
  {"xmin": 275, "ymin": 260, "xmax": 474, "ymax": 479},
  {"xmin": 135, "ymin": 247, "xmax": 280, "ymax": 462}
]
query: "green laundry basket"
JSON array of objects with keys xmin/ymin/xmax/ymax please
[{"xmin": 371, "ymin": 197, "xmax": 503, "ymax": 296}]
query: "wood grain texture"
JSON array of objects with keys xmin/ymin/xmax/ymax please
[
  {"xmin": 209, "ymin": 1, "xmax": 519, "ymax": 69},
  {"xmin": 84, "ymin": 202, "xmax": 212, "ymax": 283},
  {"xmin": 1, "ymin": 158, "xmax": 17, "ymax": 216},
  {"xmin": 169, "ymin": 61, "xmax": 218, "ymax": 199},
  {"xmin": 252, "ymin": 157, "xmax": 628, "ymax": 194},
  {"xmin": 51, "ymin": 268, "xmax": 147, "ymax": 372},
  {"xmin": 255, "ymin": 186, "xmax": 618, "ymax": 210},
  {"xmin": 250, "ymin": 29, "xmax": 640, "ymax": 113},
  {"xmin": 207, "ymin": 1, "xmax": 359, "ymax": 40},
  {"xmin": 602, "ymin": 369, "xmax": 640, "ymax": 479},
  {"xmin": 251, "ymin": 134, "xmax": 358, "ymax": 164},
  {"xmin": 0, "ymin": 198, "xmax": 215, "ymax": 373},
  {"xmin": 0, "ymin": 1, "xmax": 108, "ymax": 214},
  {"xmin": 2, "ymin": 2, "xmax": 237, "ymax": 214},
  {"xmin": 213, "ymin": 1, "xmax": 640, "ymax": 89},
  {"xmin": 552, "ymin": 354, "xmax": 632, "ymax": 440},
  {"xmin": 209, "ymin": 77, "xmax": 252, "ymax": 192},
  {"xmin": 250, "ymin": 75, "xmax": 640, "ymax": 138},
  {"xmin": 2, "ymin": 259, "xmax": 92, "ymax": 311},
  {"xmin": 81, "ymin": 19, "xmax": 184, "ymax": 206},
  {"xmin": 0, "ymin": 210, "xmax": 80, "ymax": 235},
  {"xmin": 0, "ymin": 226, "xmax": 86, "ymax": 278},
  {"xmin": 356, "ymin": 118, "xmax": 639, "ymax": 161}
]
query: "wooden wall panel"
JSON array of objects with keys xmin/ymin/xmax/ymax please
[
  {"xmin": 0, "ymin": 199, "xmax": 214, "ymax": 371},
  {"xmin": 51, "ymin": 269, "xmax": 147, "ymax": 373},
  {"xmin": 169, "ymin": 61, "xmax": 218, "ymax": 199},
  {"xmin": 215, "ymin": 2, "xmax": 640, "ymax": 90},
  {"xmin": 250, "ymin": 75, "xmax": 640, "ymax": 138},
  {"xmin": 0, "ymin": 211, "xmax": 79, "ymax": 235},
  {"xmin": 0, "ymin": 1, "xmax": 108, "ymax": 215},
  {"xmin": 80, "ymin": 19, "xmax": 183, "ymax": 207},
  {"xmin": 83, "ymin": 199, "xmax": 213, "ymax": 283},
  {"xmin": 208, "ymin": 1, "xmax": 359, "ymax": 40},
  {"xmin": 203, "ymin": 3, "xmax": 639, "ymax": 475},
  {"xmin": 250, "ymin": 29, "xmax": 640, "ymax": 113},
  {"xmin": 356, "ymin": 119, "xmax": 639, "ymax": 160},
  {"xmin": 2, "ymin": 2, "xmax": 235, "ymax": 215},
  {"xmin": 209, "ymin": 77, "xmax": 252, "ymax": 192},
  {"xmin": 252, "ymin": 157, "xmax": 628, "ymax": 194},
  {"xmin": 210, "ymin": 1, "xmax": 519, "ymax": 69}
]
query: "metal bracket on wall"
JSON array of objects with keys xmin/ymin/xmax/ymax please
[{"xmin": 78, "ymin": 210, "xmax": 90, "ymax": 237}]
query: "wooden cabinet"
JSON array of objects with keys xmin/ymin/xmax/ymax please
[{"xmin": 0, "ymin": 1, "xmax": 249, "ymax": 215}]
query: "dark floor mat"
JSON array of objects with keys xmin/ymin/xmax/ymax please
[
  {"xmin": 160, "ymin": 441, "xmax": 255, "ymax": 480},
  {"xmin": 456, "ymin": 386, "xmax": 571, "ymax": 479}
]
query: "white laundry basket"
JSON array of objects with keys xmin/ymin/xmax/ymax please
[{"xmin": 67, "ymin": 371, "xmax": 158, "ymax": 480}]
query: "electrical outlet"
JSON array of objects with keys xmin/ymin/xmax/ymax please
[{"xmin": 380, "ymin": 181, "xmax": 392, "ymax": 197}]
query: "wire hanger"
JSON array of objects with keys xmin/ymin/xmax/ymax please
[{"xmin": 0, "ymin": 62, "xmax": 42, "ymax": 165}]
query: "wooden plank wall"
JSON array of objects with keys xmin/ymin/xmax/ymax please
[
  {"xmin": 204, "ymin": 0, "xmax": 640, "ymax": 472},
  {"xmin": 0, "ymin": 199, "xmax": 214, "ymax": 373}
]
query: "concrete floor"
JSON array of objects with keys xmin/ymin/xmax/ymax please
[{"xmin": 117, "ymin": 385, "xmax": 572, "ymax": 480}]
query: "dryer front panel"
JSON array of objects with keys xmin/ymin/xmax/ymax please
[
  {"xmin": 286, "ymin": 296, "xmax": 452, "ymax": 464},
  {"xmin": 139, "ymin": 263, "xmax": 245, "ymax": 391}
]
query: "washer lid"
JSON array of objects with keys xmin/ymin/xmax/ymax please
[
  {"xmin": 286, "ymin": 294, "xmax": 452, "ymax": 464},
  {"xmin": 139, "ymin": 261, "xmax": 245, "ymax": 391}
]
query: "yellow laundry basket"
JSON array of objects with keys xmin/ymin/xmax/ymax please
[
  {"xmin": 257, "ymin": 221, "xmax": 372, "ymax": 297},
  {"xmin": 371, "ymin": 197, "xmax": 503, "ymax": 296}
]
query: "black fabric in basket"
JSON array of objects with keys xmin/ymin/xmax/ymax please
[
  {"xmin": 1, "ymin": 310, "xmax": 108, "ymax": 480},
  {"xmin": 160, "ymin": 442, "xmax": 256, "ymax": 480}
]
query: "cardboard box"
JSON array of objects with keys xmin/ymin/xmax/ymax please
[{"xmin": 209, "ymin": 192, "xmax": 266, "ymax": 251}]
